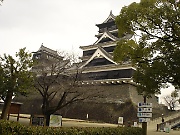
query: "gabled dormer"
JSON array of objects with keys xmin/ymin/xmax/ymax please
[
  {"xmin": 94, "ymin": 31, "xmax": 119, "ymax": 45},
  {"xmin": 80, "ymin": 46, "xmax": 117, "ymax": 69}
]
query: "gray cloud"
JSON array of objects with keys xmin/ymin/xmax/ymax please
[{"xmin": 0, "ymin": 0, "xmax": 140, "ymax": 55}]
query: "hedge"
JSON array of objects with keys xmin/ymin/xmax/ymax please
[{"xmin": 0, "ymin": 120, "xmax": 143, "ymax": 135}]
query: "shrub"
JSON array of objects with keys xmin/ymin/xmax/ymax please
[{"xmin": 0, "ymin": 120, "xmax": 143, "ymax": 135}]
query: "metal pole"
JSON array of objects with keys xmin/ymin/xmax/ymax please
[{"xmin": 142, "ymin": 96, "xmax": 147, "ymax": 135}]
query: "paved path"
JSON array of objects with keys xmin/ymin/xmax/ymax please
[
  {"xmin": 148, "ymin": 130, "xmax": 179, "ymax": 135},
  {"xmin": 147, "ymin": 122, "xmax": 180, "ymax": 135},
  {"xmin": 147, "ymin": 116, "xmax": 180, "ymax": 135}
]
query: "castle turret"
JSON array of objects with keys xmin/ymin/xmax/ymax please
[{"xmin": 78, "ymin": 11, "xmax": 135, "ymax": 85}]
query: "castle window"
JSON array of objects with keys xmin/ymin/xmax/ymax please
[{"xmin": 35, "ymin": 54, "xmax": 41, "ymax": 59}]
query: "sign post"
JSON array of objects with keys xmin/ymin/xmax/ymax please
[{"xmin": 137, "ymin": 102, "xmax": 152, "ymax": 135}]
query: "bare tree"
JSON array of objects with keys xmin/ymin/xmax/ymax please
[
  {"xmin": 33, "ymin": 51, "xmax": 101, "ymax": 126},
  {"xmin": 0, "ymin": 0, "xmax": 3, "ymax": 5},
  {"xmin": 164, "ymin": 90, "xmax": 180, "ymax": 111}
]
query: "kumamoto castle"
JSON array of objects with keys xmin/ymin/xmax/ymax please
[{"xmin": 15, "ymin": 11, "xmax": 166, "ymax": 124}]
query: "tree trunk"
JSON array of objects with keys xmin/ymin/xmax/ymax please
[
  {"xmin": 45, "ymin": 114, "xmax": 51, "ymax": 126},
  {"xmin": 142, "ymin": 121, "xmax": 147, "ymax": 135},
  {"xmin": 1, "ymin": 90, "xmax": 13, "ymax": 120}
]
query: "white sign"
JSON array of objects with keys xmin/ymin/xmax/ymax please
[
  {"xmin": 138, "ymin": 103, "xmax": 152, "ymax": 108},
  {"xmin": 137, "ymin": 113, "xmax": 152, "ymax": 118},
  {"xmin": 49, "ymin": 115, "xmax": 62, "ymax": 127},
  {"xmin": 118, "ymin": 117, "xmax": 123, "ymax": 125},
  {"xmin": 138, "ymin": 107, "xmax": 152, "ymax": 112},
  {"xmin": 134, "ymin": 122, "xmax": 138, "ymax": 127},
  {"xmin": 139, "ymin": 118, "xmax": 150, "ymax": 123},
  {"xmin": 137, "ymin": 103, "xmax": 153, "ymax": 122}
]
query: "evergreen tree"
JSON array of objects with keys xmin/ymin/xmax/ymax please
[
  {"xmin": 114, "ymin": 0, "xmax": 180, "ymax": 96},
  {"xmin": 0, "ymin": 48, "xmax": 34, "ymax": 119}
]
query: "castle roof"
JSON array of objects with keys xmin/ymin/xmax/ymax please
[
  {"xmin": 96, "ymin": 11, "xmax": 116, "ymax": 26},
  {"xmin": 94, "ymin": 31, "xmax": 119, "ymax": 45},
  {"xmin": 38, "ymin": 44, "xmax": 58, "ymax": 55},
  {"xmin": 33, "ymin": 44, "xmax": 63, "ymax": 60},
  {"xmin": 79, "ymin": 33, "xmax": 132, "ymax": 51},
  {"xmin": 80, "ymin": 46, "xmax": 117, "ymax": 68}
]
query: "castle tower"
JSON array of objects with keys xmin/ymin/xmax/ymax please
[
  {"xmin": 78, "ymin": 11, "xmax": 135, "ymax": 87},
  {"xmin": 63, "ymin": 11, "xmax": 161, "ymax": 123},
  {"xmin": 69, "ymin": 11, "xmax": 160, "ymax": 108}
]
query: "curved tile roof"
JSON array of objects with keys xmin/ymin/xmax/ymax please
[
  {"xmin": 94, "ymin": 30, "xmax": 119, "ymax": 45},
  {"xmin": 80, "ymin": 46, "xmax": 117, "ymax": 69}
]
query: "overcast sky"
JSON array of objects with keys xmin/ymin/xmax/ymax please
[
  {"xmin": 0, "ymin": 0, "xmax": 141, "ymax": 56},
  {"xmin": 0, "ymin": 0, "xmax": 176, "ymax": 100}
]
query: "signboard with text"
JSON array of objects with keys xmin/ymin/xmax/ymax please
[
  {"xmin": 137, "ymin": 103, "xmax": 152, "ymax": 123},
  {"xmin": 139, "ymin": 118, "xmax": 150, "ymax": 123},
  {"xmin": 138, "ymin": 107, "xmax": 152, "ymax": 113},
  {"xmin": 137, "ymin": 112, "xmax": 152, "ymax": 118},
  {"xmin": 31, "ymin": 115, "xmax": 45, "ymax": 126},
  {"xmin": 49, "ymin": 115, "xmax": 62, "ymax": 127},
  {"xmin": 118, "ymin": 117, "xmax": 123, "ymax": 125},
  {"xmin": 138, "ymin": 103, "xmax": 152, "ymax": 108}
]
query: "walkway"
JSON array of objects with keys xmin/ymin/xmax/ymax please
[{"xmin": 147, "ymin": 111, "xmax": 180, "ymax": 135}]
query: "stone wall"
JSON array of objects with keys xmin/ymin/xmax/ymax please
[
  {"xmin": 59, "ymin": 101, "xmax": 138, "ymax": 124},
  {"xmin": 14, "ymin": 83, "xmax": 162, "ymax": 123},
  {"xmin": 78, "ymin": 83, "xmax": 160, "ymax": 107},
  {"xmin": 77, "ymin": 83, "xmax": 132, "ymax": 103}
]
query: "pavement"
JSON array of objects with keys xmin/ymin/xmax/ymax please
[
  {"xmin": 7, "ymin": 114, "xmax": 180, "ymax": 135},
  {"xmin": 147, "ymin": 122, "xmax": 180, "ymax": 135}
]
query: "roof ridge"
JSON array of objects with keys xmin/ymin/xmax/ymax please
[
  {"xmin": 103, "ymin": 11, "xmax": 116, "ymax": 23},
  {"xmin": 97, "ymin": 46, "xmax": 113, "ymax": 60},
  {"xmin": 80, "ymin": 46, "xmax": 117, "ymax": 68},
  {"xmin": 94, "ymin": 31, "xmax": 119, "ymax": 45},
  {"xmin": 39, "ymin": 44, "xmax": 58, "ymax": 55},
  {"xmin": 106, "ymin": 31, "xmax": 119, "ymax": 40}
]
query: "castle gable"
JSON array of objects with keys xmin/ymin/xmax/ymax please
[
  {"xmin": 80, "ymin": 46, "xmax": 117, "ymax": 68},
  {"xmin": 94, "ymin": 31, "xmax": 119, "ymax": 45}
]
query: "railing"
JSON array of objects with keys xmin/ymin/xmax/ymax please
[
  {"xmin": 149, "ymin": 110, "xmax": 180, "ymax": 124},
  {"xmin": 168, "ymin": 116, "xmax": 180, "ymax": 129},
  {"xmin": 157, "ymin": 115, "xmax": 180, "ymax": 131}
]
